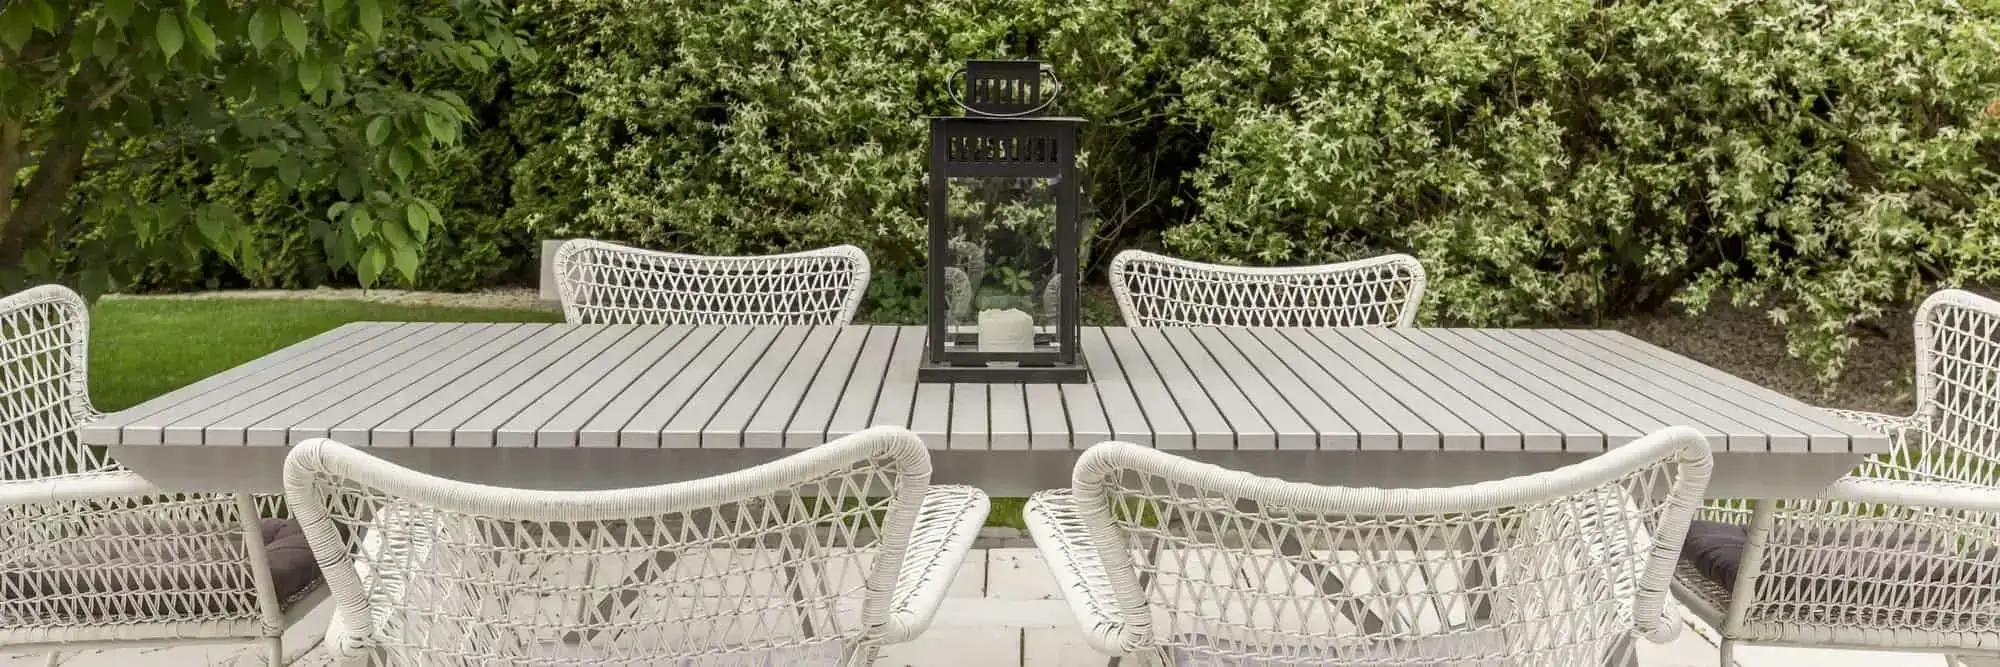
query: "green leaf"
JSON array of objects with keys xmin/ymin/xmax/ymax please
[
  {"xmin": 183, "ymin": 13, "xmax": 217, "ymax": 58},
  {"xmin": 246, "ymin": 148, "xmax": 282, "ymax": 167},
  {"xmin": 365, "ymin": 116, "xmax": 391, "ymax": 146},
  {"xmin": 324, "ymin": 0, "xmax": 350, "ymax": 18},
  {"xmin": 281, "ymin": 8, "xmax": 308, "ymax": 55},
  {"xmin": 26, "ymin": 0, "xmax": 53, "ymax": 31},
  {"xmin": 358, "ymin": 246, "xmax": 387, "ymax": 287},
  {"xmin": 299, "ymin": 58, "xmax": 323, "ymax": 92},
  {"xmin": 357, "ymin": 0, "xmax": 382, "ymax": 41},
  {"xmin": 278, "ymin": 155, "xmax": 302, "ymax": 188},
  {"xmin": 381, "ymin": 214, "xmax": 413, "ymax": 247},
  {"xmin": 388, "ymin": 146, "xmax": 413, "ymax": 182},
  {"xmin": 405, "ymin": 202, "xmax": 430, "ymax": 242},
  {"xmin": 1, "ymin": 4, "xmax": 36, "ymax": 54},
  {"xmin": 104, "ymin": 0, "xmax": 135, "ymax": 25},
  {"xmin": 336, "ymin": 168, "xmax": 361, "ymax": 199},
  {"xmin": 352, "ymin": 207, "xmax": 376, "ymax": 237},
  {"xmin": 423, "ymin": 112, "xmax": 458, "ymax": 144},
  {"xmin": 194, "ymin": 203, "xmax": 232, "ymax": 251},
  {"xmin": 327, "ymin": 201, "xmax": 351, "ymax": 221},
  {"xmin": 249, "ymin": 6, "xmax": 279, "ymax": 51},
  {"xmin": 393, "ymin": 243, "xmax": 420, "ymax": 282},
  {"xmin": 155, "ymin": 12, "xmax": 184, "ymax": 59}
]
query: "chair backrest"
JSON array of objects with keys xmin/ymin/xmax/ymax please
[
  {"xmin": 0, "ymin": 285, "xmax": 105, "ymax": 481},
  {"xmin": 1108, "ymin": 250, "xmax": 1427, "ymax": 328},
  {"xmin": 1891, "ymin": 289, "xmax": 2000, "ymax": 485},
  {"xmin": 553, "ymin": 239, "xmax": 871, "ymax": 326},
  {"xmin": 283, "ymin": 426, "xmax": 933, "ymax": 663},
  {"xmin": 1066, "ymin": 427, "xmax": 1711, "ymax": 665}
]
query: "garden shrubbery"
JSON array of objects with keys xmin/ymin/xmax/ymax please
[{"xmin": 72, "ymin": 0, "xmax": 2000, "ymax": 382}]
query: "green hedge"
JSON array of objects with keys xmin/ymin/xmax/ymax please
[{"xmin": 81, "ymin": 0, "xmax": 2000, "ymax": 382}]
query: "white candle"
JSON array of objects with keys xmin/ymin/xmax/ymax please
[{"xmin": 977, "ymin": 308, "xmax": 1035, "ymax": 353}]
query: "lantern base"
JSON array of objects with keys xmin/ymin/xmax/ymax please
[{"xmin": 917, "ymin": 359, "xmax": 1091, "ymax": 384}]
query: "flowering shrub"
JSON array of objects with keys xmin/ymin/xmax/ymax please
[{"xmin": 76, "ymin": 0, "xmax": 2000, "ymax": 382}]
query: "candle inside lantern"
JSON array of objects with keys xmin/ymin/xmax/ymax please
[{"xmin": 977, "ymin": 308, "xmax": 1036, "ymax": 353}]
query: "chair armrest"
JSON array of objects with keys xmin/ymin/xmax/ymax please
[
  {"xmin": 1822, "ymin": 408, "xmax": 1919, "ymax": 439},
  {"xmin": 1818, "ymin": 478, "xmax": 2000, "ymax": 513},
  {"xmin": 0, "ymin": 470, "xmax": 172, "ymax": 506},
  {"xmin": 883, "ymin": 484, "xmax": 990, "ymax": 644},
  {"xmin": 1022, "ymin": 490, "xmax": 1132, "ymax": 657}
]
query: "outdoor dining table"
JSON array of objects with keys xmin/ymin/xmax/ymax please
[{"xmin": 84, "ymin": 322, "xmax": 1891, "ymax": 498}]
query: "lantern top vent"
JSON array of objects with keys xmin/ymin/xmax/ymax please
[{"xmin": 952, "ymin": 60, "xmax": 1060, "ymax": 118}]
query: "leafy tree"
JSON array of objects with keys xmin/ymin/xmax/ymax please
[{"xmin": 0, "ymin": 0, "xmax": 530, "ymax": 293}]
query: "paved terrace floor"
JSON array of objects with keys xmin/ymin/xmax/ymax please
[{"xmin": 10, "ymin": 548, "xmax": 1957, "ymax": 667}]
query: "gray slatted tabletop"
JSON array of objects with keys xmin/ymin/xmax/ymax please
[{"xmin": 90, "ymin": 323, "xmax": 1892, "ymax": 497}]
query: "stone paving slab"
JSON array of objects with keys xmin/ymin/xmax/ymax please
[{"xmin": 5, "ymin": 549, "xmax": 1956, "ymax": 666}]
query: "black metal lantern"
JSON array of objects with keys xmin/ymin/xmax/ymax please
[{"xmin": 919, "ymin": 60, "xmax": 1089, "ymax": 384}]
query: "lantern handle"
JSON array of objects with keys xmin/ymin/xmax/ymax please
[{"xmin": 947, "ymin": 64, "xmax": 1061, "ymax": 118}]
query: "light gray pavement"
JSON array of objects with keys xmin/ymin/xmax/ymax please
[{"xmin": 8, "ymin": 549, "xmax": 1955, "ymax": 667}]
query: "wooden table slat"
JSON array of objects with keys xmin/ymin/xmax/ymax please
[
  {"xmin": 1282, "ymin": 329, "xmax": 1480, "ymax": 449},
  {"xmin": 909, "ymin": 383, "xmax": 950, "ymax": 448},
  {"xmin": 1531, "ymin": 329, "xmax": 1809, "ymax": 452},
  {"xmin": 1348, "ymin": 329, "xmax": 1571, "ymax": 451},
  {"xmin": 709, "ymin": 327, "xmax": 841, "ymax": 449},
  {"xmin": 659, "ymin": 327, "xmax": 793, "ymax": 448},
  {"xmin": 988, "ymin": 384, "xmax": 1032, "ymax": 451},
  {"xmin": 1572, "ymin": 330, "xmax": 1883, "ymax": 452},
  {"xmin": 1122, "ymin": 328, "xmax": 1233, "ymax": 449},
  {"xmin": 1077, "ymin": 328, "xmax": 1164, "ymax": 447},
  {"xmin": 818, "ymin": 327, "xmax": 900, "ymax": 444},
  {"xmin": 434, "ymin": 326, "xmax": 640, "ymax": 447},
  {"xmin": 865, "ymin": 327, "xmax": 925, "ymax": 440},
  {"xmin": 332, "ymin": 325, "xmax": 572, "ymax": 445},
  {"xmin": 570, "ymin": 327, "xmax": 724, "ymax": 447},
  {"xmin": 92, "ymin": 324, "xmax": 1888, "ymax": 462},
  {"xmin": 1403, "ymin": 329, "xmax": 1636, "ymax": 449},
  {"xmin": 1188, "ymin": 327, "xmax": 1330, "ymax": 450},
  {"xmin": 1320, "ymin": 329, "xmax": 1532, "ymax": 451},
  {"xmin": 169, "ymin": 323, "xmax": 442, "ymax": 445},
  {"xmin": 93, "ymin": 323, "xmax": 1889, "ymax": 502},
  {"xmin": 250, "ymin": 323, "xmax": 518, "ymax": 446},
  {"xmin": 1424, "ymin": 329, "xmax": 1667, "ymax": 444},
  {"xmin": 542, "ymin": 326, "xmax": 703, "ymax": 447},
  {"xmin": 500, "ymin": 326, "xmax": 688, "ymax": 447},
  {"xmin": 610, "ymin": 327, "xmax": 758, "ymax": 447},
  {"xmin": 753, "ymin": 327, "xmax": 868, "ymax": 448},
  {"xmin": 1238, "ymin": 329, "xmax": 1408, "ymax": 449},
  {"xmin": 84, "ymin": 322, "xmax": 377, "ymax": 442},
  {"xmin": 951, "ymin": 383, "xmax": 992, "ymax": 450},
  {"xmin": 369, "ymin": 325, "xmax": 593, "ymax": 446},
  {"xmin": 1470, "ymin": 330, "xmax": 1751, "ymax": 451},
  {"xmin": 1154, "ymin": 328, "xmax": 1280, "ymax": 449},
  {"xmin": 1027, "ymin": 384, "xmax": 1076, "ymax": 449}
]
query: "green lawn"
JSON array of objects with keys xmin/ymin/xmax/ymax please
[
  {"xmin": 86, "ymin": 297, "xmax": 1031, "ymax": 528},
  {"xmin": 88, "ymin": 299, "xmax": 564, "ymax": 411}
]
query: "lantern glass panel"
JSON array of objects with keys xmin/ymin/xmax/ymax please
[{"xmin": 943, "ymin": 174, "xmax": 1060, "ymax": 357}]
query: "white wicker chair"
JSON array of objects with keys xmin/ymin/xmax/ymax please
[
  {"xmin": 282, "ymin": 426, "xmax": 988, "ymax": 665},
  {"xmin": 0, "ymin": 285, "xmax": 325, "ymax": 665},
  {"xmin": 553, "ymin": 239, "xmax": 872, "ymax": 326},
  {"xmin": 1107, "ymin": 250, "xmax": 1427, "ymax": 328},
  {"xmin": 1025, "ymin": 427, "xmax": 1714, "ymax": 665},
  {"xmin": 1672, "ymin": 289, "xmax": 2000, "ymax": 665}
]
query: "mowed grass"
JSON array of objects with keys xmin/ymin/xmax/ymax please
[
  {"xmin": 84, "ymin": 297, "xmax": 1033, "ymax": 527},
  {"xmin": 87, "ymin": 298, "xmax": 563, "ymax": 412}
]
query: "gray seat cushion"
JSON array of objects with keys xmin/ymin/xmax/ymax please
[
  {"xmin": 1681, "ymin": 519, "xmax": 2000, "ymax": 602},
  {"xmin": 3, "ymin": 517, "xmax": 321, "ymax": 618}
]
